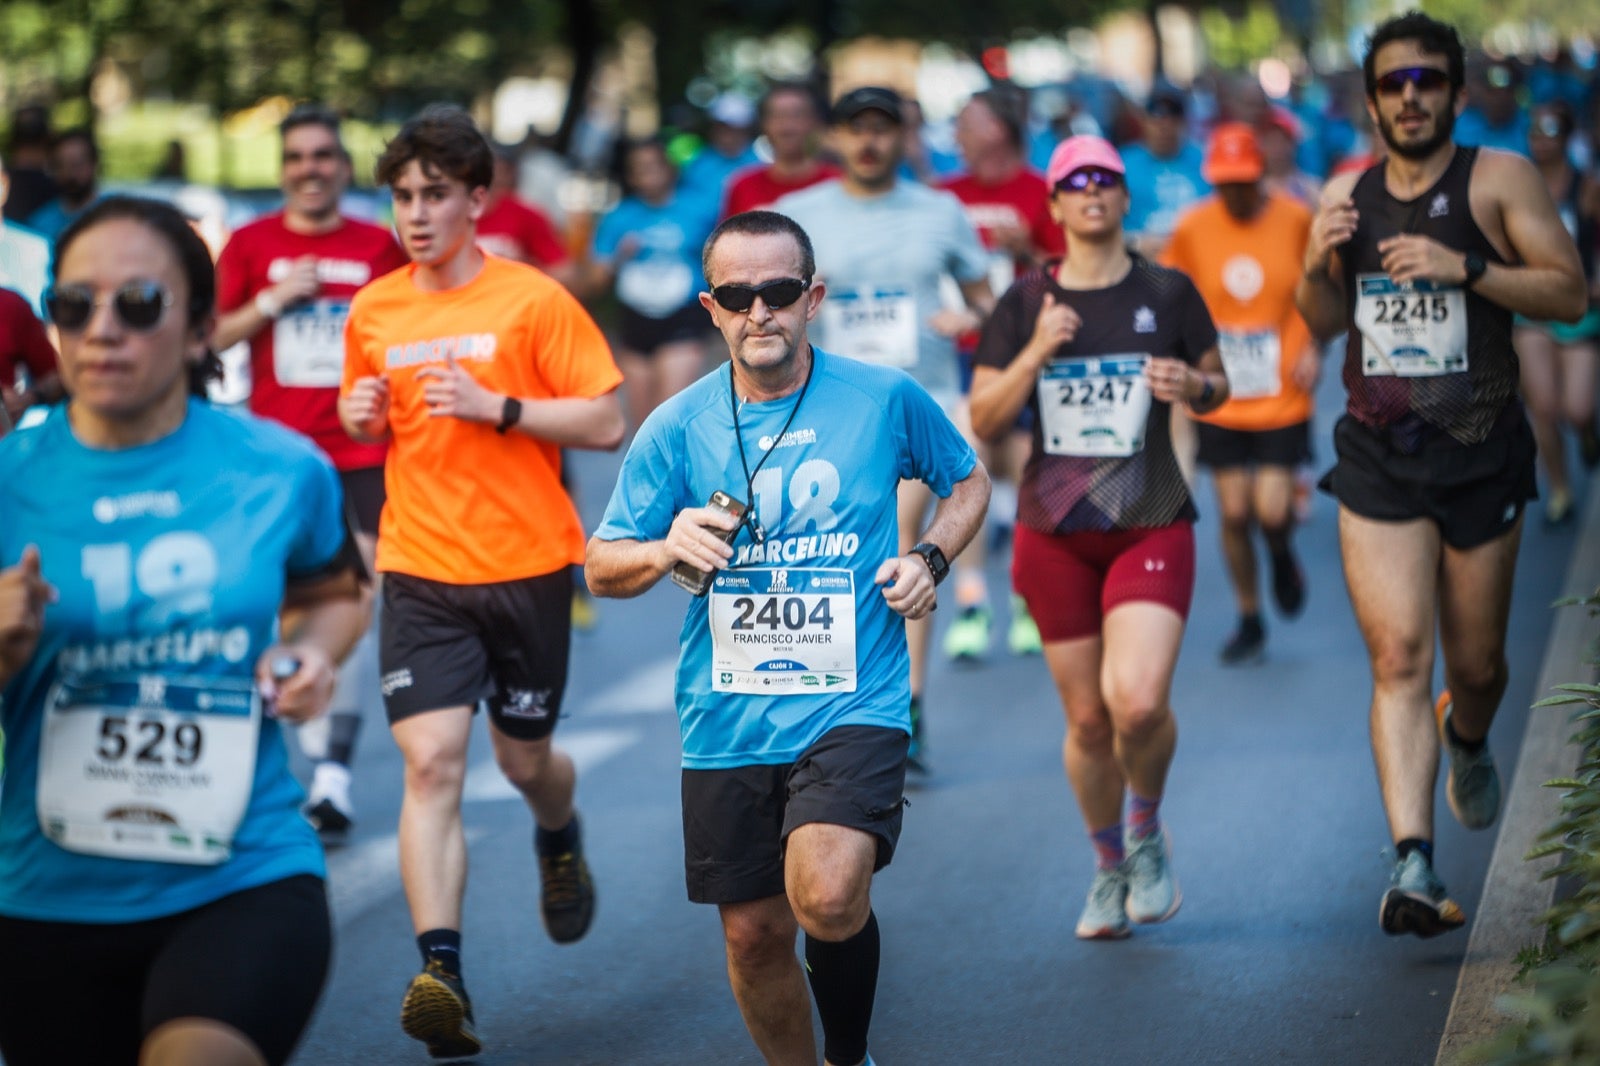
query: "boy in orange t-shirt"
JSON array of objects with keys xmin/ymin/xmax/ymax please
[
  {"xmin": 1164, "ymin": 124, "xmax": 1319, "ymax": 665},
  {"xmin": 338, "ymin": 104, "xmax": 624, "ymax": 1060}
]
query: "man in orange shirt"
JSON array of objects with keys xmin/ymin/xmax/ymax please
[
  {"xmin": 339, "ymin": 105, "xmax": 624, "ymax": 1059},
  {"xmin": 1164, "ymin": 124, "xmax": 1319, "ymax": 664}
]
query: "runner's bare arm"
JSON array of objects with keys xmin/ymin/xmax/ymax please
[
  {"xmin": 338, "ymin": 375, "xmax": 391, "ymax": 443},
  {"xmin": 503, "ymin": 390, "xmax": 626, "ymax": 450},
  {"xmin": 213, "ymin": 257, "xmax": 321, "ymax": 350},
  {"xmin": 970, "ymin": 292, "xmax": 1079, "ymax": 441},
  {"xmin": 915, "ymin": 461, "xmax": 992, "ymax": 568},
  {"xmin": 586, "ymin": 504, "xmax": 744, "ymax": 598},
  {"xmin": 1295, "ymin": 171, "xmax": 1360, "ymax": 341},
  {"xmin": 1473, "ymin": 150, "xmax": 1587, "ymax": 322},
  {"xmin": 270, "ymin": 565, "xmax": 368, "ymax": 722},
  {"xmin": 0, "ymin": 546, "xmax": 55, "ymax": 690},
  {"xmin": 930, "ymin": 277, "xmax": 996, "ymax": 337}
]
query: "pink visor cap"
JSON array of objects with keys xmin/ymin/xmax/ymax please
[{"xmin": 1046, "ymin": 135, "xmax": 1126, "ymax": 188}]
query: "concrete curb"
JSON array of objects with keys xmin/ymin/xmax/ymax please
[{"xmin": 1436, "ymin": 482, "xmax": 1600, "ymax": 1065}]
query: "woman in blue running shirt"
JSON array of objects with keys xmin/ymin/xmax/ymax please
[
  {"xmin": 590, "ymin": 136, "xmax": 718, "ymax": 431},
  {"xmin": 0, "ymin": 197, "xmax": 368, "ymax": 1066}
]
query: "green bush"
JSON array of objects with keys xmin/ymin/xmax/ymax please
[{"xmin": 1469, "ymin": 585, "xmax": 1600, "ymax": 1065}]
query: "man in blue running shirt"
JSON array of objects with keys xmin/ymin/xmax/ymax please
[{"xmin": 587, "ymin": 210, "xmax": 988, "ymax": 1066}]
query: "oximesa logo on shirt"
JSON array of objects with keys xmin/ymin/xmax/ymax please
[{"xmin": 759, "ymin": 428, "xmax": 817, "ymax": 451}]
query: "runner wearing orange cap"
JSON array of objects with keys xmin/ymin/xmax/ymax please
[{"xmin": 1164, "ymin": 123, "xmax": 1319, "ymax": 664}]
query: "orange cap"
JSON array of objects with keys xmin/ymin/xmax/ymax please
[{"xmin": 1203, "ymin": 123, "xmax": 1264, "ymax": 184}]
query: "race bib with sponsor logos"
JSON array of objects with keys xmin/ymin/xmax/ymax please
[
  {"xmin": 37, "ymin": 671, "xmax": 261, "ymax": 865},
  {"xmin": 708, "ymin": 568, "xmax": 856, "ymax": 695},
  {"xmin": 1037, "ymin": 355, "xmax": 1153, "ymax": 458},
  {"xmin": 1355, "ymin": 275, "xmax": 1467, "ymax": 378}
]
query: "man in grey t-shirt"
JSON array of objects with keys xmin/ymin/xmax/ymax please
[{"xmin": 776, "ymin": 86, "xmax": 992, "ymax": 774}]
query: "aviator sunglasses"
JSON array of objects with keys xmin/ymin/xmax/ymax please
[
  {"xmin": 711, "ymin": 277, "xmax": 811, "ymax": 313},
  {"xmin": 1373, "ymin": 67, "xmax": 1451, "ymax": 97},
  {"xmin": 45, "ymin": 282, "xmax": 174, "ymax": 332},
  {"xmin": 1056, "ymin": 167, "xmax": 1123, "ymax": 193}
]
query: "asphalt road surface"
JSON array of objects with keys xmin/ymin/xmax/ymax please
[{"xmin": 291, "ymin": 365, "xmax": 1581, "ymax": 1065}]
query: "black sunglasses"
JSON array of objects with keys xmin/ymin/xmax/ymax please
[
  {"xmin": 1373, "ymin": 67, "xmax": 1451, "ymax": 97},
  {"xmin": 45, "ymin": 282, "xmax": 174, "ymax": 332},
  {"xmin": 1057, "ymin": 168, "xmax": 1123, "ymax": 193},
  {"xmin": 710, "ymin": 277, "xmax": 811, "ymax": 313}
]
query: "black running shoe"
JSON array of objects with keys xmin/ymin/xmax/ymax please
[
  {"xmin": 304, "ymin": 798, "xmax": 353, "ymax": 846},
  {"xmin": 400, "ymin": 960, "xmax": 482, "ymax": 1059},
  {"xmin": 1270, "ymin": 552, "xmax": 1306, "ymax": 618},
  {"xmin": 1219, "ymin": 617, "xmax": 1266, "ymax": 665},
  {"xmin": 1580, "ymin": 423, "xmax": 1600, "ymax": 470},
  {"xmin": 538, "ymin": 817, "xmax": 596, "ymax": 944}
]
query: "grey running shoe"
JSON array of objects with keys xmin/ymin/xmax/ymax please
[
  {"xmin": 1380, "ymin": 849, "xmax": 1465, "ymax": 938},
  {"xmin": 1436, "ymin": 691, "xmax": 1501, "ymax": 830},
  {"xmin": 1075, "ymin": 865, "xmax": 1132, "ymax": 940},
  {"xmin": 400, "ymin": 960, "xmax": 482, "ymax": 1059},
  {"xmin": 1124, "ymin": 827, "xmax": 1182, "ymax": 924}
]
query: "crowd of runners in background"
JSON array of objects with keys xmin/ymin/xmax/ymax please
[{"xmin": 0, "ymin": 10, "xmax": 1598, "ymax": 1063}]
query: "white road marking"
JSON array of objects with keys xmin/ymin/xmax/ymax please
[{"xmin": 579, "ymin": 655, "xmax": 678, "ymax": 716}]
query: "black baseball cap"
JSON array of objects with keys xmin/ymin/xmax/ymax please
[
  {"xmin": 1147, "ymin": 83, "xmax": 1186, "ymax": 117},
  {"xmin": 831, "ymin": 86, "xmax": 904, "ymax": 125}
]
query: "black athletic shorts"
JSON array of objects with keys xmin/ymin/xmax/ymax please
[
  {"xmin": 1318, "ymin": 409, "xmax": 1537, "ymax": 550},
  {"xmin": 0, "ymin": 874, "xmax": 329, "ymax": 1066},
  {"xmin": 681, "ymin": 725, "xmax": 909, "ymax": 905},
  {"xmin": 617, "ymin": 301, "xmax": 708, "ymax": 354},
  {"xmin": 1196, "ymin": 419, "xmax": 1312, "ymax": 470},
  {"xmin": 380, "ymin": 568, "xmax": 572, "ymax": 740},
  {"xmin": 338, "ymin": 465, "xmax": 386, "ymax": 536}
]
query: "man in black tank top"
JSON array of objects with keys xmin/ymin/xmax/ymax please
[{"xmin": 1294, "ymin": 11, "xmax": 1586, "ymax": 941}]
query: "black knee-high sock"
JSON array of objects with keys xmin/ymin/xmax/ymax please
[
  {"xmin": 805, "ymin": 910, "xmax": 879, "ymax": 1066},
  {"xmin": 325, "ymin": 711, "xmax": 363, "ymax": 767}
]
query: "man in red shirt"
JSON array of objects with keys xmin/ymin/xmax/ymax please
[
  {"xmin": 477, "ymin": 143, "xmax": 579, "ymax": 289},
  {"xmin": 938, "ymin": 88, "xmax": 1065, "ymax": 661},
  {"xmin": 0, "ymin": 285, "xmax": 59, "ymax": 429},
  {"xmin": 721, "ymin": 83, "xmax": 839, "ymax": 218},
  {"xmin": 214, "ymin": 104, "xmax": 408, "ymax": 843}
]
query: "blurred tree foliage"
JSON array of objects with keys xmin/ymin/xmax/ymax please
[{"xmin": 1, "ymin": 0, "xmax": 1119, "ymax": 146}]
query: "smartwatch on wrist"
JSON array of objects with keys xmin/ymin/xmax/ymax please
[
  {"xmin": 1462, "ymin": 252, "xmax": 1487, "ymax": 289},
  {"xmin": 495, "ymin": 396, "xmax": 523, "ymax": 434},
  {"xmin": 910, "ymin": 542, "xmax": 949, "ymax": 586}
]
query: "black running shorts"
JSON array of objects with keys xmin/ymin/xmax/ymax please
[
  {"xmin": 1196, "ymin": 419, "xmax": 1312, "ymax": 470},
  {"xmin": 681, "ymin": 725, "xmax": 909, "ymax": 905},
  {"xmin": 1319, "ymin": 410, "xmax": 1537, "ymax": 549},
  {"xmin": 616, "ymin": 301, "xmax": 709, "ymax": 355},
  {"xmin": 338, "ymin": 465, "xmax": 386, "ymax": 537},
  {"xmin": 0, "ymin": 875, "xmax": 330, "ymax": 1066},
  {"xmin": 380, "ymin": 568, "xmax": 572, "ymax": 740}
]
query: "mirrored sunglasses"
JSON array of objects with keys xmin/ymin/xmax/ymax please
[
  {"xmin": 1057, "ymin": 167, "xmax": 1123, "ymax": 193},
  {"xmin": 45, "ymin": 282, "xmax": 174, "ymax": 332},
  {"xmin": 711, "ymin": 277, "xmax": 810, "ymax": 313},
  {"xmin": 1373, "ymin": 67, "xmax": 1451, "ymax": 97}
]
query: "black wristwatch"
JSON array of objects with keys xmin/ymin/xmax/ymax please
[
  {"xmin": 495, "ymin": 396, "xmax": 523, "ymax": 434},
  {"xmin": 1462, "ymin": 252, "xmax": 1487, "ymax": 289},
  {"xmin": 910, "ymin": 542, "xmax": 949, "ymax": 585}
]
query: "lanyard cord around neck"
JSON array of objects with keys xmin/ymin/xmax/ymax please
[{"xmin": 729, "ymin": 352, "xmax": 814, "ymax": 543}]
